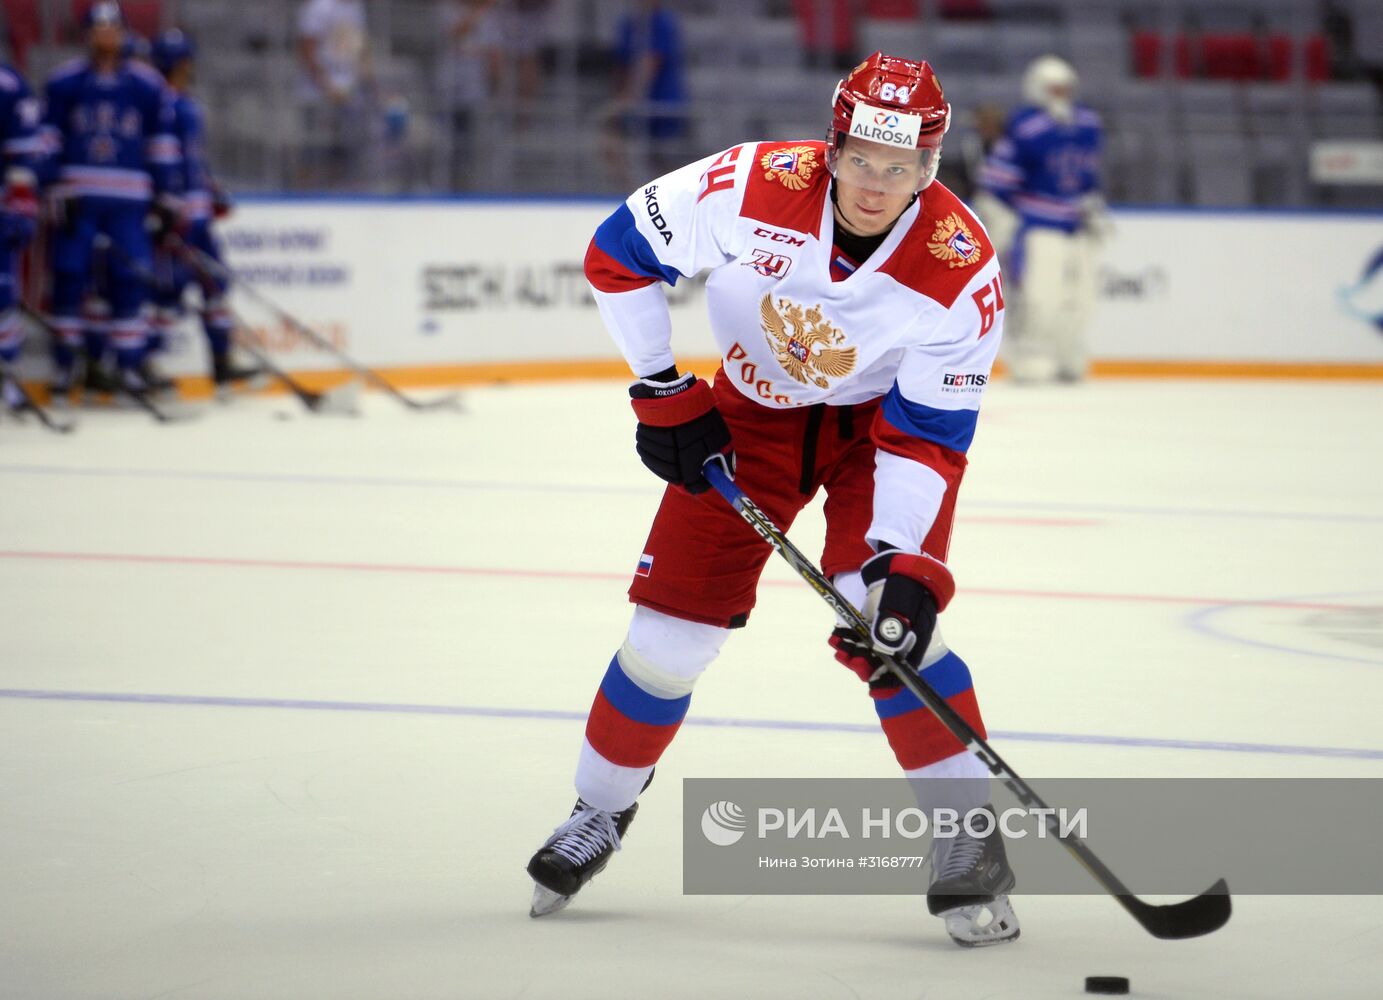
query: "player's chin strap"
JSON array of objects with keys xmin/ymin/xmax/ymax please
[{"xmin": 699, "ymin": 458, "xmax": 1232, "ymax": 943}]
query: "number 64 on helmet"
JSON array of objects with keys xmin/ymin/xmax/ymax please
[{"xmin": 827, "ymin": 51, "xmax": 952, "ymax": 192}]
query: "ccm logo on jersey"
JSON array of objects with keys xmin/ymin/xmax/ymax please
[
  {"xmin": 643, "ymin": 185, "xmax": 673, "ymax": 245},
  {"xmin": 848, "ymin": 103, "xmax": 922, "ymax": 149},
  {"xmin": 752, "ymin": 227, "xmax": 806, "ymax": 247},
  {"xmin": 941, "ymin": 372, "xmax": 988, "ymax": 393}
]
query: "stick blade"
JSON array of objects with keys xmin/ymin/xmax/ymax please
[
  {"xmin": 1128, "ymin": 878, "xmax": 1231, "ymax": 939},
  {"xmin": 13, "ymin": 401, "xmax": 76, "ymax": 434},
  {"xmin": 308, "ymin": 378, "xmax": 363, "ymax": 416},
  {"xmin": 127, "ymin": 391, "xmax": 202, "ymax": 424},
  {"xmin": 407, "ymin": 390, "xmax": 466, "ymax": 413}
]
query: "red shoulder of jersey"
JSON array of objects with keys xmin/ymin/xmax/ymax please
[
  {"xmin": 738, "ymin": 140, "xmax": 829, "ymax": 239},
  {"xmin": 878, "ymin": 182, "xmax": 995, "ymax": 307}
]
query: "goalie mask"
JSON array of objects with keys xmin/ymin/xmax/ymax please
[
  {"xmin": 1023, "ymin": 55, "xmax": 1078, "ymax": 124},
  {"xmin": 827, "ymin": 52, "xmax": 951, "ymax": 193}
]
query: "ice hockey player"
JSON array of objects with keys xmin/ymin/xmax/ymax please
[
  {"xmin": 979, "ymin": 54, "xmax": 1105, "ymax": 383},
  {"xmin": 40, "ymin": 0, "xmax": 182, "ymax": 402},
  {"xmin": 148, "ymin": 28, "xmax": 259, "ymax": 393},
  {"xmin": 0, "ymin": 61, "xmax": 42, "ymax": 414},
  {"xmin": 527, "ymin": 52, "xmax": 1019, "ymax": 947}
]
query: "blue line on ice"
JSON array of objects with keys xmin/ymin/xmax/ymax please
[
  {"xmin": 1183, "ymin": 589, "xmax": 1383, "ymax": 667},
  {"xmin": 1, "ymin": 687, "xmax": 1380, "ymax": 760}
]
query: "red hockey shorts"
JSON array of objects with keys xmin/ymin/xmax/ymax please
[{"xmin": 627, "ymin": 368, "xmax": 958, "ymax": 629}]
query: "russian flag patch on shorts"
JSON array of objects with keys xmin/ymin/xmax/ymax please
[{"xmin": 635, "ymin": 553, "xmax": 654, "ymax": 577}]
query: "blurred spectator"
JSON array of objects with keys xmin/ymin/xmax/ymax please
[
  {"xmin": 1322, "ymin": 1, "xmax": 1359, "ymax": 78},
  {"xmin": 436, "ymin": 0, "xmax": 503, "ymax": 188},
  {"xmin": 495, "ymin": 0, "xmax": 551, "ymax": 114},
  {"xmin": 296, "ymin": 0, "xmax": 374, "ymax": 188},
  {"xmin": 69, "ymin": 0, "xmax": 162, "ymax": 42},
  {"xmin": 608, "ymin": 1, "xmax": 687, "ymax": 180},
  {"xmin": 795, "ymin": 0, "xmax": 858, "ymax": 72},
  {"xmin": 4, "ymin": 0, "xmax": 41, "ymax": 73},
  {"xmin": 1321, "ymin": 0, "xmax": 1382, "ymax": 88}
]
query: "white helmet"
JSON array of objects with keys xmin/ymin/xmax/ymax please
[{"xmin": 1023, "ymin": 55, "xmax": 1078, "ymax": 124}]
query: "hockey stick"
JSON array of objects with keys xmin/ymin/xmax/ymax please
[
  {"xmin": 223, "ymin": 308, "xmax": 361, "ymax": 416},
  {"xmin": 174, "ymin": 237, "xmax": 464, "ymax": 413},
  {"xmin": 701, "ymin": 460, "xmax": 1231, "ymax": 941},
  {"xmin": 0, "ymin": 355, "xmax": 74, "ymax": 433},
  {"xmin": 97, "ymin": 234, "xmax": 358, "ymax": 415},
  {"xmin": 16, "ymin": 303, "xmax": 196, "ymax": 424}
]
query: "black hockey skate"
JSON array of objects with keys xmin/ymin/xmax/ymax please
[
  {"xmin": 81, "ymin": 356, "xmax": 122, "ymax": 397},
  {"xmin": 527, "ymin": 798, "xmax": 641, "ymax": 918},
  {"xmin": 212, "ymin": 353, "xmax": 265, "ymax": 394},
  {"xmin": 927, "ymin": 804, "xmax": 1020, "ymax": 947}
]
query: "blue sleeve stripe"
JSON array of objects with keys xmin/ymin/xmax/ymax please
[
  {"xmin": 881, "ymin": 385, "xmax": 979, "ymax": 453},
  {"xmin": 593, "ymin": 202, "xmax": 682, "ymax": 286},
  {"xmin": 598, "ymin": 655, "xmax": 692, "ymax": 726},
  {"xmin": 873, "ymin": 652, "xmax": 975, "ymax": 720}
]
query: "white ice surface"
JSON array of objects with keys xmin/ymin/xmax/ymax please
[{"xmin": 1, "ymin": 379, "xmax": 1381, "ymax": 999}]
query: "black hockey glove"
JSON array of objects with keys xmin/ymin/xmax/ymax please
[
  {"xmin": 830, "ymin": 548, "xmax": 956, "ymax": 696},
  {"xmin": 628, "ymin": 371, "xmax": 733, "ymax": 495}
]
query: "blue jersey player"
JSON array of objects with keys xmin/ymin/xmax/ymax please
[
  {"xmin": 148, "ymin": 29, "xmax": 259, "ymax": 391},
  {"xmin": 40, "ymin": 0, "xmax": 180, "ymax": 399},
  {"xmin": 979, "ymin": 55, "xmax": 1106, "ymax": 383},
  {"xmin": 0, "ymin": 61, "xmax": 42, "ymax": 414}
]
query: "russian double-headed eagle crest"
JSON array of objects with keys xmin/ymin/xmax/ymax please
[
  {"xmin": 927, "ymin": 212, "xmax": 981, "ymax": 268},
  {"xmin": 759, "ymin": 294, "xmax": 857, "ymax": 389},
  {"xmin": 760, "ymin": 145, "xmax": 819, "ymax": 191}
]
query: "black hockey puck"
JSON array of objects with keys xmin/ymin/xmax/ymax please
[{"xmin": 1085, "ymin": 976, "xmax": 1129, "ymax": 995}]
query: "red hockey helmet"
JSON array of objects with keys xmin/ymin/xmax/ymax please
[{"xmin": 828, "ymin": 52, "xmax": 951, "ymax": 190}]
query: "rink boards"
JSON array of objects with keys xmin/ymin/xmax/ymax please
[{"xmin": 128, "ymin": 199, "xmax": 1383, "ymax": 381}]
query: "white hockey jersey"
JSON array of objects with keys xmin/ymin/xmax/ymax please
[{"xmin": 584, "ymin": 139, "xmax": 1005, "ymax": 555}]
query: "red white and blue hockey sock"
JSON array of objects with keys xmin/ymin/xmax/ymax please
[
  {"xmin": 576, "ymin": 607, "xmax": 727, "ymax": 812},
  {"xmin": 109, "ymin": 317, "xmax": 147, "ymax": 374},
  {"xmin": 873, "ymin": 648, "xmax": 988, "ymax": 772}
]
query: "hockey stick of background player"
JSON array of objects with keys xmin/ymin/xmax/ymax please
[
  {"xmin": 223, "ymin": 303, "xmax": 361, "ymax": 416},
  {"xmin": 701, "ymin": 459, "xmax": 1232, "ymax": 941},
  {"xmin": 0, "ymin": 354, "xmax": 74, "ymax": 433},
  {"xmin": 96, "ymin": 233, "xmax": 359, "ymax": 416},
  {"xmin": 15, "ymin": 302, "xmax": 195, "ymax": 424},
  {"xmin": 172, "ymin": 236, "xmax": 465, "ymax": 413}
]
